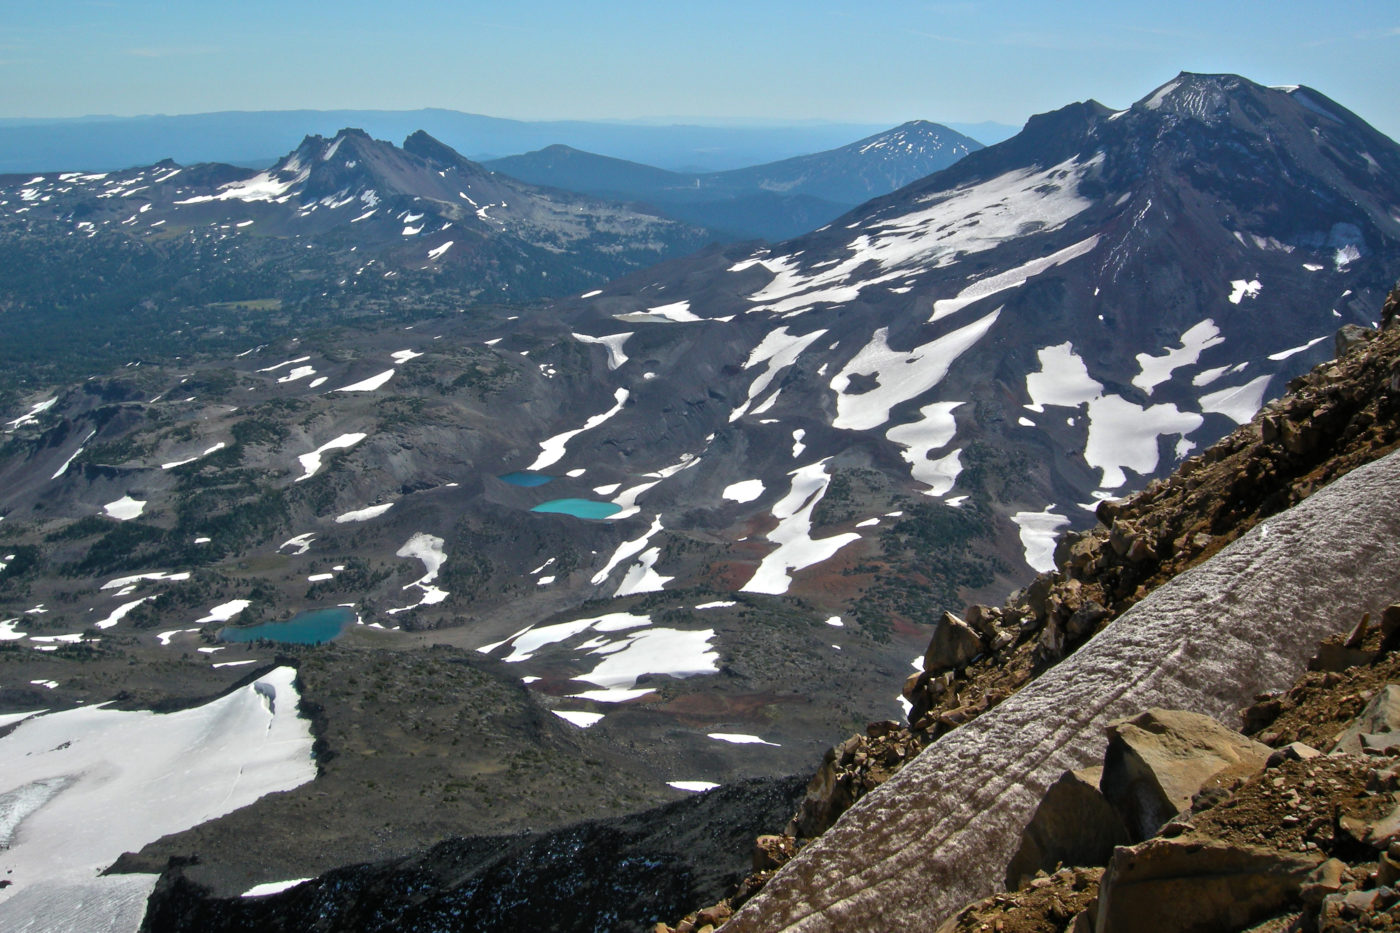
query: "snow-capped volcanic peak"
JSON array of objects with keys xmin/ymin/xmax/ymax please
[
  {"xmin": 856, "ymin": 120, "xmax": 975, "ymax": 158},
  {"xmin": 566, "ymin": 71, "xmax": 1400, "ymax": 569}
]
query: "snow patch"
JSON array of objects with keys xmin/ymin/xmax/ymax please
[
  {"xmin": 334, "ymin": 370, "xmax": 395, "ymax": 392},
  {"xmin": 830, "ymin": 309, "xmax": 999, "ymax": 431},
  {"xmin": 103, "ymin": 496, "xmax": 146, "ymax": 521},
  {"xmin": 295, "ymin": 433, "xmax": 366, "ymax": 482},
  {"xmin": 334, "ymin": 503, "xmax": 394, "ymax": 523},
  {"xmin": 723, "ymin": 479, "xmax": 764, "ymax": 503},
  {"xmin": 1012, "ymin": 508, "xmax": 1070, "ymax": 573},
  {"xmin": 1199, "ymin": 375, "xmax": 1273, "ymax": 424},
  {"xmin": 742, "ymin": 460, "xmax": 862, "ymax": 595}
]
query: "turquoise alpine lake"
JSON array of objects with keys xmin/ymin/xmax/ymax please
[
  {"xmin": 499, "ymin": 471, "xmax": 554, "ymax": 487},
  {"xmin": 220, "ymin": 606, "xmax": 356, "ymax": 644},
  {"xmin": 530, "ymin": 498, "xmax": 623, "ymax": 520}
]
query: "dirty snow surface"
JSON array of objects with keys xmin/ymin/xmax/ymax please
[
  {"xmin": 0, "ymin": 667, "xmax": 315, "ymax": 916},
  {"xmin": 727, "ymin": 448, "xmax": 1400, "ymax": 933}
]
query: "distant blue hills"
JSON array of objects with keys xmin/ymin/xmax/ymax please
[{"xmin": 0, "ymin": 108, "xmax": 1019, "ymax": 175}]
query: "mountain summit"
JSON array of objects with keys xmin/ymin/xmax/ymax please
[{"xmin": 485, "ymin": 120, "xmax": 983, "ymax": 239}]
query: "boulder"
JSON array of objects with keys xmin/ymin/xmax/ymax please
[
  {"xmin": 1004, "ymin": 766, "xmax": 1131, "ymax": 889},
  {"xmin": 1095, "ymin": 837, "xmax": 1321, "ymax": 933},
  {"xmin": 1335, "ymin": 323, "xmax": 1374, "ymax": 357},
  {"xmin": 1382, "ymin": 603, "xmax": 1400, "ymax": 642},
  {"xmin": 1330, "ymin": 684, "xmax": 1400, "ymax": 755},
  {"xmin": 923, "ymin": 612, "xmax": 984, "ymax": 674},
  {"xmin": 1099, "ymin": 709, "xmax": 1272, "ymax": 841}
]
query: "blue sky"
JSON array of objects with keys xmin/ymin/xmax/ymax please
[{"xmin": 3, "ymin": 1, "xmax": 1397, "ymax": 139}]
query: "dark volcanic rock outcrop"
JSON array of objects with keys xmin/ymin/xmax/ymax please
[{"xmin": 141, "ymin": 775, "xmax": 805, "ymax": 933}]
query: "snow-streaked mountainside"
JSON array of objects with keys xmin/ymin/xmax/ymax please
[
  {"xmin": 485, "ymin": 120, "xmax": 983, "ymax": 240},
  {"xmin": 553, "ymin": 73, "xmax": 1400, "ymax": 537},
  {"xmin": 0, "ymin": 72, "xmax": 1398, "ymax": 923}
]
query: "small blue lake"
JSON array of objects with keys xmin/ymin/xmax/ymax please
[
  {"xmin": 499, "ymin": 471, "xmax": 554, "ymax": 487},
  {"xmin": 220, "ymin": 606, "xmax": 355, "ymax": 645},
  {"xmin": 530, "ymin": 498, "xmax": 622, "ymax": 520}
]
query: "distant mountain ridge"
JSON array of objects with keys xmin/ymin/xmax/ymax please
[
  {"xmin": 484, "ymin": 120, "xmax": 983, "ymax": 239},
  {"xmin": 0, "ymin": 109, "xmax": 921, "ymax": 175},
  {"xmin": 0, "ymin": 127, "xmax": 714, "ymax": 381}
]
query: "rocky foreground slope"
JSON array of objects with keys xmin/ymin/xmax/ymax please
[{"xmin": 655, "ymin": 290, "xmax": 1400, "ymax": 931}]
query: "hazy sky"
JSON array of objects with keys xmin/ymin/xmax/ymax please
[{"xmin": 3, "ymin": 1, "xmax": 1397, "ymax": 138}]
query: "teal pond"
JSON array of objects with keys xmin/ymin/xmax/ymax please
[
  {"xmin": 220, "ymin": 606, "xmax": 355, "ymax": 644},
  {"xmin": 499, "ymin": 471, "xmax": 554, "ymax": 487},
  {"xmin": 530, "ymin": 498, "xmax": 622, "ymax": 520}
]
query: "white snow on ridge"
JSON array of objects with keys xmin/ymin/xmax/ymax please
[
  {"xmin": 1025, "ymin": 343, "xmax": 1102, "ymax": 411},
  {"xmin": 930, "ymin": 235, "xmax": 1100, "ymax": 322},
  {"xmin": 723, "ymin": 479, "xmax": 765, "ymax": 503},
  {"xmin": 499, "ymin": 612, "xmax": 651, "ymax": 663},
  {"xmin": 668, "ymin": 781, "xmax": 719, "ymax": 792},
  {"xmin": 736, "ymin": 154, "xmax": 1101, "ymax": 317},
  {"xmin": 742, "ymin": 460, "xmax": 862, "ymax": 595},
  {"xmin": 1199, "ymin": 374, "xmax": 1273, "ymax": 424},
  {"xmin": 95, "ymin": 597, "xmax": 151, "ymax": 630},
  {"xmin": 51, "ymin": 429, "xmax": 96, "ymax": 479},
  {"xmin": 1132, "ymin": 320, "xmax": 1224, "ymax": 395},
  {"xmin": 886, "ymin": 402, "xmax": 963, "ymax": 496},
  {"xmin": 577, "ymin": 627, "xmax": 718, "ymax": 689},
  {"xmin": 279, "ymin": 533, "xmax": 316, "ymax": 555},
  {"xmin": 195, "ymin": 599, "xmax": 251, "ymax": 625},
  {"xmin": 1012, "ymin": 508, "xmax": 1070, "ymax": 572},
  {"xmin": 1268, "ymin": 335, "xmax": 1328, "ymax": 361},
  {"xmin": 1228, "ymin": 279, "xmax": 1262, "ymax": 304},
  {"xmin": 295, "ymin": 433, "xmax": 367, "ymax": 482},
  {"xmin": 102, "ymin": 571, "xmax": 190, "ymax": 592},
  {"xmin": 615, "ymin": 300, "xmax": 702, "ymax": 324},
  {"xmin": 1084, "ymin": 395, "xmax": 1203, "ymax": 489},
  {"xmin": 335, "ymin": 369, "xmax": 396, "ymax": 392},
  {"xmin": 175, "ymin": 159, "xmax": 311, "ymax": 205},
  {"xmin": 729, "ymin": 326, "xmax": 827, "ymax": 422},
  {"xmin": 335, "ymin": 503, "xmax": 395, "ymax": 523},
  {"xmin": 426, "ymin": 240, "xmax": 454, "ymax": 260},
  {"xmin": 277, "ymin": 366, "xmax": 317, "ymax": 384},
  {"xmin": 830, "ymin": 309, "xmax": 1000, "ymax": 431},
  {"xmin": 243, "ymin": 879, "xmax": 312, "ymax": 898},
  {"xmin": 257, "ymin": 356, "xmax": 311, "ymax": 374},
  {"xmin": 529, "ymin": 387, "xmax": 629, "ymax": 470},
  {"xmin": 103, "ymin": 495, "xmax": 146, "ymax": 521},
  {"xmin": 572, "ymin": 331, "xmax": 634, "ymax": 370},
  {"xmin": 552, "ymin": 710, "xmax": 605, "ymax": 728},
  {"xmin": 388, "ymin": 533, "xmax": 449, "ymax": 614},
  {"xmin": 0, "ymin": 667, "xmax": 314, "ymax": 908},
  {"xmin": 708, "ymin": 732, "xmax": 780, "ymax": 747},
  {"xmin": 161, "ymin": 442, "xmax": 227, "ymax": 470},
  {"xmin": 592, "ymin": 516, "xmax": 665, "ymax": 588},
  {"xmin": 6, "ymin": 398, "xmax": 56, "ymax": 430}
]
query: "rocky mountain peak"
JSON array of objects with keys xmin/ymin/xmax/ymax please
[{"xmin": 401, "ymin": 129, "xmax": 482, "ymax": 174}]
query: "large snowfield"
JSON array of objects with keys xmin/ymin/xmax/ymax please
[{"xmin": 0, "ymin": 667, "xmax": 316, "ymax": 929}]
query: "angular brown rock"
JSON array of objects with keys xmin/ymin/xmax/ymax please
[
  {"xmin": 1099, "ymin": 709, "xmax": 1272, "ymax": 840},
  {"xmin": 1004, "ymin": 766, "xmax": 1131, "ymax": 889},
  {"xmin": 924, "ymin": 611, "xmax": 984, "ymax": 674},
  {"xmin": 1095, "ymin": 837, "xmax": 1321, "ymax": 933}
]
